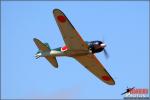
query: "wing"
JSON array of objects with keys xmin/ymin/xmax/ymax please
[
  {"xmin": 74, "ymin": 54, "xmax": 115, "ymax": 85},
  {"xmin": 53, "ymin": 9, "xmax": 88, "ymax": 50}
]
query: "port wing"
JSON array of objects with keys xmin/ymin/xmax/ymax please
[{"xmin": 53, "ymin": 9, "xmax": 89, "ymax": 51}]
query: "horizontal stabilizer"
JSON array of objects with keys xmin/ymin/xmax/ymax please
[
  {"xmin": 33, "ymin": 38, "xmax": 58, "ymax": 68},
  {"xmin": 45, "ymin": 56, "xmax": 58, "ymax": 68}
]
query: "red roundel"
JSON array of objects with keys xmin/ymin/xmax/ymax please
[
  {"xmin": 61, "ymin": 46, "xmax": 68, "ymax": 52},
  {"xmin": 102, "ymin": 76, "xmax": 111, "ymax": 81},
  {"xmin": 57, "ymin": 15, "xmax": 66, "ymax": 23}
]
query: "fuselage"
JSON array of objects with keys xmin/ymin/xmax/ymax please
[{"xmin": 36, "ymin": 40, "xmax": 106, "ymax": 58}]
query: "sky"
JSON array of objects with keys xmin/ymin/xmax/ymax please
[{"xmin": 1, "ymin": 1, "xmax": 149, "ymax": 99}]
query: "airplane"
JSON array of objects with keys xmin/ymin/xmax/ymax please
[
  {"xmin": 121, "ymin": 87, "xmax": 135, "ymax": 95},
  {"xmin": 33, "ymin": 9, "xmax": 115, "ymax": 85}
]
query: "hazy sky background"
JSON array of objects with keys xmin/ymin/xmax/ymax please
[{"xmin": 1, "ymin": 1, "xmax": 149, "ymax": 99}]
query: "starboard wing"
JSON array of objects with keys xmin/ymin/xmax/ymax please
[{"xmin": 74, "ymin": 54, "xmax": 115, "ymax": 85}]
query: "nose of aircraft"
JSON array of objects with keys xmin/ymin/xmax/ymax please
[{"xmin": 101, "ymin": 43, "xmax": 106, "ymax": 48}]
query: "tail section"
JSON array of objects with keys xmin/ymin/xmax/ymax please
[
  {"xmin": 45, "ymin": 56, "xmax": 58, "ymax": 68},
  {"xmin": 33, "ymin": 38, "xmax": 58, "ymax": 68}
]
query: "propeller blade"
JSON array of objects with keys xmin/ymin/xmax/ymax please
[
  {"xmin": 101, "ymin": 35, "xmax": 109, "ymax": 59},
  {"xmin": 104, "ymin": 49, "xmax": 109, "ymax": 59}
]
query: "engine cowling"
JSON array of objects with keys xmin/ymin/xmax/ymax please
[{"xmin": 87, "ymin": 41, "xmax": 104, "ymax": 53}]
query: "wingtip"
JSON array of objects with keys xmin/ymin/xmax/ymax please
[
  {"xmin": 53, "ymin": 8, "xmax": 60, "ymax": 13},
  {"xmin": 110, "ymin": 82, "xmax": 115, "ymax": 85},
  {"xmin": 52, "ymin": 64, "xmax": 59, "ymax": 68},
  {"xmin": 33, "ymin": 38, "xmax": 41, "ymax": 42},
  {"xmin": 33, "ymin": 38, "xmax": 37, "ymax": 41},
  {"xmin": 104, "ymin": 79, "xmax": 115, "ymax": 86},
  {"xmin": 53, "ymin": 8, "xmax": 64, "ymax": 14},
  {"xmin": 53, "ymin": 8, "xmax": 60, "ymax": 11},
  {"xmin": 108, "ymin": 78, "xmax": 115, "ymax": 85},
  {"xmin": 55, "ymin": 65, "xmax": 59, "ymax": 68},
  {"xmin": 109, "ymin": 80, "xmax": 115, "ymax": 85},
  {"xmin": 106, "ymin": 82, "xmax": 115, "ymax": 86},
  {"xmin": 54, "ymin": 63, "xmax": 59, "ymax": 68}
]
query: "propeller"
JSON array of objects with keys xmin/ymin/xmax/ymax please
[
  {"xmin": 101, "ymin": 36, "xmax": 109, "ymax": 59},
  {"xmin": 104, "ymin": 48, "xmax": 109, "ymax": 59}
]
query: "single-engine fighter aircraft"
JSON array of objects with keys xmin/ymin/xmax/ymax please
[{"xmin": 33, "ymin": 9, "xmax": 115, "ymax": 85}]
